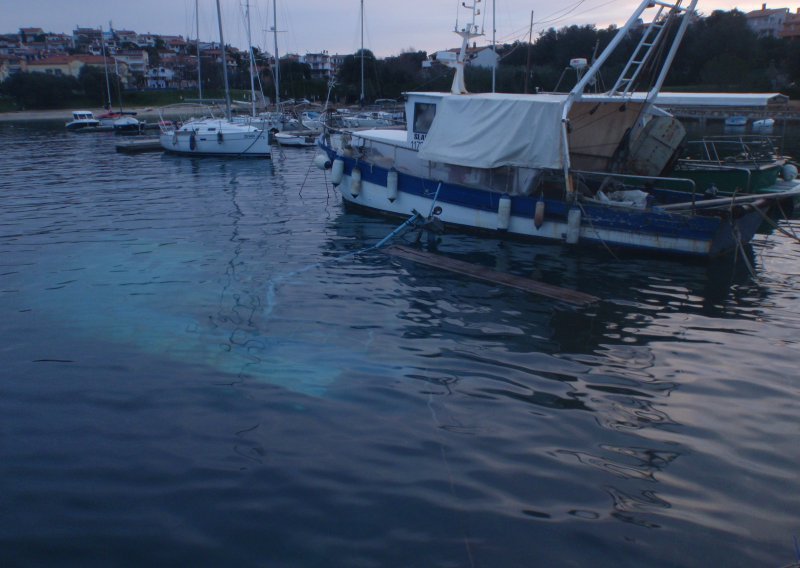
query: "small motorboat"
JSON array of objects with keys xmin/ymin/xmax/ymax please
[
  {"xmin": 724, "ymin": 115, "xmax": 747, "ymax": 127},
  {"xmin": 752, "ymin": 117, "xmax": 775, "ymax": 129},
  {"xmin": 274, "ymin": 130, "xmax": 317, "ymax": 147},
  {"xmin": 65, "ymin": 110, "xmax": 100, "ymax": 131}
]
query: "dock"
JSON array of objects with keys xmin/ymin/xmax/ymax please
[
  {"xmin": 384, "ymin": 245, "xmax": 599, "ymax": 306},
  {"xmin": 115, "ymin": 137, "xmax": 163, "ymax": 154}
]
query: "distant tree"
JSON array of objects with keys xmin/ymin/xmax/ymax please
[
  {"xmin": 78, "ymin": 66, "xmax": 110, "ymax": 106},
  {"xmin": 145, "ymin": 46, "xmax": 160, "ymax": 67},
  {"xmin": 336, "ymin": 49, "xmax": 377, "ymax": 103},
  {"xmin": 0, "ymin": 72, "xmax": 80, "ymax": 109},
  {"xmin": 672, "ymin": 10, "xmax": 757, "ymax": 90},
  {"xmin": 373, "ymin": 50, "xmax": 427, "ymax": 99}
]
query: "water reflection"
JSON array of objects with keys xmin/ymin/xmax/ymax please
[
  {"xmin": 322, "ymin": 212, "xmax": 800, "ymax": 531},
  {"xmin": 3, "ymin": 122, "xmax": 800, "ymax": 566}
]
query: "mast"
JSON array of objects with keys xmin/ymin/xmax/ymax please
[
  {"xmin": 215, "ymin": 0, "xmax": 232, "ymax": 120},
  {"xmin": 245, "ymin": 0, "xmax": 257, "ymax": 117},
  {"xmin": 492, "ymin": 0, "xmax": 496, "ymax": 92},
  {"xmin": 99, "ymin": 27, "xmax": 113, "ymax": 110},
  {"xmin": 272, "ymin": 0, "xmax": 280, "ymax": 110},
  {"xmin": 524, "ymin": 11, "xmax": 533, "ymax": 94},
  {"xmin": 196, "ymin": 0, "xmax": 203, "ymax": 100},
  {"xmin": 360, "ymin": 0, "xmax": 365, "ymax": 106},
  {"xmin": 113, "ymin": 56, "xmax": 124, "ymax": 112},
  {"xmin": 449, "ymin": 0, "xmax": 483, "ymax": 95}
]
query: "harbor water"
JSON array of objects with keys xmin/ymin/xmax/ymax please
[{"xmin": 1, "ymin": 120, "xmax": 799, "ymax": 567}]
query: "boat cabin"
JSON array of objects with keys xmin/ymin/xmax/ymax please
[
  {"xmin": 72, "ymin": 111, "xmax": 96, "ymax": 121},
  {"xmin": 402, "ymin": 91, "xmax": 682, "ymax": 177}
]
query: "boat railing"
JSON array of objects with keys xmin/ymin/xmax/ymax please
[
  {"xmin": 572, "ymin": 169, "xmax": 700, "ymax": 208},
  {"xmin": 685, "ymin": 135, "xmax": 779, "ymax": 164},
  {"xmin": 157, "ymin": 103, "xmax": 220, "ymax": 133}
]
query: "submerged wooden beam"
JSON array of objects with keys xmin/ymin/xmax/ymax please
[{"xmin": 384, "ymin": 245, "xmax": 599, "ymax": 306}]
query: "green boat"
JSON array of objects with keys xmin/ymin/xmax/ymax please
[{"xmin": 668, "ymin": 135, "xmax": 794, "ymax": 196}]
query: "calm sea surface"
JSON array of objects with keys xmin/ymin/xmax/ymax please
[{"xmin": 1, "ymin": 120, "xmax": 799, "ymax": 567}]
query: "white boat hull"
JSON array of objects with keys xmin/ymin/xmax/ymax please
[
  {"xmin": 160, "ymin": 127, "xmax": 270, "ymax": 157},
  {"xmin": 320, "ymin": 146, "xmax": 775, "ymax": 258},
  {"xmin": 275, "ymin": 131, "xmax": 317, "ymax": 147}
]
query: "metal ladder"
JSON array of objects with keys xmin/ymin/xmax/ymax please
[{"xmin": 610, "ymin": 0, "xmax": 686, "ymax": 96}]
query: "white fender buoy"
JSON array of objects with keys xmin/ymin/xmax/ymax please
[
  {"xmin": 386, "ymin": 170, "xmax": 399, "ymax": 202},
  {"xmin": 313, "ymin": 153, "xmax": 332, "ymax": 170},
  {"xmin": 566, "ymin": 207, "xmax": 581, "ymax": 244},
  {"xmin": 497, "ymin": 195, "xmax": 511, "ymax": 231},
  {"xmin": 534, "ymin": 199, "xmax": 545, "ymax": 229},
  {"xmin": 782, "ymin": 163, "xmax": 798, "ymax": 181},
  {"xmin": 331, "ymin": 158, "xmax": 344, "ymax": 185},
  {"xmin": 351, "ymin": 167, "xmax": 362, "ymax": 198}
]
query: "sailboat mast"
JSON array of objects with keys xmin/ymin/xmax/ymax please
[
  {"xmin": 492, "ymin": 0, "xmax": 496, "ymax": 92},
  {"xmin": 113, "ymin": 56, "xmax": 124, "ymax": 112},
  {"xmin": 100, "ymin": 27, "xmax": 113, "ymax": 110},
  {"xmin": 524, "ymin": 11, "xmax": 533, "ymax": 94},
  {"xmin": 272, "ymin": 0, "xmax": 280, "ymax": 109},
  {"xmin": 215, "ymin": 0, "xmax": 232, "ymax": 120},
  {"xmin": 360, "ymin": 0, "xmax": 365, "ymax": 106},
  {"xmin": 196, "ymin": 0, "xmax": 203, "ymax": 100},
  {"xmin": 246, "ymin": 0, "xmax": 257, "ymax": 117}
]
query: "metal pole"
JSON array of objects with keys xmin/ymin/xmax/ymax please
[
  {"xmin": 273, "ymin": 0, "xmax": 280, "ymax": 110},
  {"xmin": 246, "ymin": 0, "xmax": 257, "ymax": 117},
  {"xmin": 100, "ymin": 27, "xmax": 113, "ymax": 110},
  {"xmin": 196, "ymin": 0, "xmax": 203, "ymax": 100},
  {"xmin": 492, "ymin": 0, "xmax": 496, "ymax": 92},
  {"xmin": 360, "ymin": 0, "xmax": 365, "ymax": 107},
  {"xmin": 524, "ymin": 11, "xmax": 533, "ymax": 94},
  {"xmin": 215, "ymin": 0, "xmax": 232, "ymax": 120}
]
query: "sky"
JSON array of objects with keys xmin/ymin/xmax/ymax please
[{"xmin": 2, "ymin": 0, "xmax": 786, "ymax": 57}]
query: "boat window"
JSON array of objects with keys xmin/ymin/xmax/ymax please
[
  {"xmin": 208, "ymin": 128, "xmax": 216, "ymax": 132},
  {"xmin": 413, "ymin": 103, "xmax": 436, "ymax": 135}
]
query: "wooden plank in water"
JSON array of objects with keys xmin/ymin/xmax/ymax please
[{"xmin": 384, "ymin": 245, "xmax": 599, "ymax": 306}]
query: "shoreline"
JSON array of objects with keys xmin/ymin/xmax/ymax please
[{"xmin": 0, "ymin": 108, "xmax": 165, "ymax": 123}]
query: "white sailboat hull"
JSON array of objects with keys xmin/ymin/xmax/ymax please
[{"xmin": 160, "ymin": 119, "xmax": 270, "ymax": 157}]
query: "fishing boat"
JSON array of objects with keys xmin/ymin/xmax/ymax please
[
  {"xmin": 317, "ymin": 0, "xmax": 800, "ymax": 258},
  {"xmin": 669, "ymin": 134, "xmax": 795, "ymax": 195},
  {"xmin": 158, "ymin": 0, "xmax": 269, "ymax": 157}
]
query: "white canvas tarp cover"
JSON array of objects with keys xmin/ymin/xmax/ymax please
[{"xmin": 418, "ymin": 93, "xmax": 567, "ymax": 170}]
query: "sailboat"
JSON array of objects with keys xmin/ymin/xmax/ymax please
[
  {"xmin": 242, "ymin": 0, "xmax": 300, "ymax": 136},
  {"xmin": 339, "ymin": 1, "xmax": 402, "ymax": 129},
  {"xmin": 97, "ymin": 27, "xmax": 141, "ymax": 133},
  {"xmin": 159, "ymin": 0, "xmax": 270, "ymax": 157},
  {"xmin": 317, "ymin": 0, "xmax": 800, "ymax": 258}
]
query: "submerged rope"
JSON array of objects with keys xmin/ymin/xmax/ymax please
[
  {"xmin": 265, "ymin": 181, "xmax": 445, "ymax": 316},
  {"xmin": 264, "ymin": 210, "xmax": 424, "ymax": 317}
]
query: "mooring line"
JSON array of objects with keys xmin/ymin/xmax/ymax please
[{"xmin": 264, "ymin": 210, "xmax": 424, "ymax": 317}]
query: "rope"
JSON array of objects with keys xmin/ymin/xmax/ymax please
[
  {"xmin": 749, "ymin": 200, "xmax": 800, "ymax": 243},
  {"xmin": 733, "ymin": 220, "xmax": 757, "ymax": 279},
  {"xmin": 576, "ymin": 199, "xmax": 620, "ymax": 260},
  {"xmin": 264, "ymin": 210, "xmax": 423, "ymax": 317}
]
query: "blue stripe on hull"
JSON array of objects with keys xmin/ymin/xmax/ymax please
[{"xmin": 322, "ymin": 146, "xmax": 760, "ymax": 257}]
